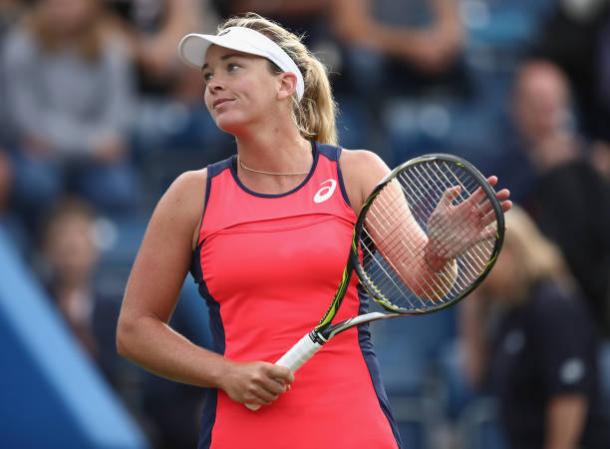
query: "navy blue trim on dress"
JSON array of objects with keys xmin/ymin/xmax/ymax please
[
  {"xmin": 189, "ymin": 157, "xmax": 233, "ymax": 280},
  {"xmin": 189, "ymin": 215, "xmax": 226, "ymax": 449},
  {"xmin": 195, "ymin": 274, "xmax": 225, "ymax": 449},
  {"xmin": 357, "ymin": 284, "xmax": 404, "ymax": 448},
  {"xmin": 189, "ymin": 245, "xmax": 204, "ymax": 284},
  {"xmin": 229, "ymin": 140, "xmax": 320, "ymax": 198},
  {"xmin": 197, "ymin": 389, "xmax": 218, "ymax": 449},
  {"xmin": 317, "ymin": 144, "xmax": 352, "ymax": 208}
]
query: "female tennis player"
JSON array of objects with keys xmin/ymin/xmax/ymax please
[{"xmin": 116, "ymin": 12, "xmax": 511, "ymax": 449}]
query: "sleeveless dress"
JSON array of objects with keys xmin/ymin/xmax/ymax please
[{"xmin": 190, "ymin": 142, "xmax": 401, "ymax": 449}]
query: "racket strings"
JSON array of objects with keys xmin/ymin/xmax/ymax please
[
  {"xmin": 361, "ymin": 188, "xmax": 457, "ymax": 303},
  {"xmin": 363, "ymin": 196, "xmax": 490, "ymax": 307},
  {"xmin": 384, "ymin": 170, "xmax": 494, "ymax": 300},
  {"xmin": 359, "ymin": 160, "xmax": 499, "ymax": 312},
  {"xmin": 399, "ymin": 167, "xmax": 495, "ymax": 294}
]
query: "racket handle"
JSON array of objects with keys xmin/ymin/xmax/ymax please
[
  {"xmin": 276, "ymin": 332, "xmax": 323, "ymax": 372},
  {"xmin": 245, "ymin": 333, "xmax": 322, "ymax": 412}
]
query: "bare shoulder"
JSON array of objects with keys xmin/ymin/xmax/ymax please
[
  {"xmin": 152, "ymin": 168, "xmax": 208, "ymax": 248},
  {"xmin": 159, "ymin": 168, "xmax": 207, "ymax": 215},
  {"xmin": 121, "ymin": 168, "xmax": 208, "ymax": 322},
  {"xmin": 339, "ymin": 148, "xmax": 391, "ymax": 215}
]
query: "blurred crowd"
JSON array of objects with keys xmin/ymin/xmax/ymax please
[{"xmin": 1, "ymin": 0, "xmax": 610, "ymax": 449}]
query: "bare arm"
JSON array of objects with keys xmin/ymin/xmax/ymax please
[
  {"xmin": 116, "ymin": 169, "xmax": 292, "ymax": 407},
  {"xmin": 545, "ymin": 395, "xmax": 587, "ymax": 449},
  {"xmin": 367, "ymin": 177, "xmax": 459, "ymax": 299},
  {"xmin": 340, "ymin": 149, "xmax": 456, "ymax": 299}
]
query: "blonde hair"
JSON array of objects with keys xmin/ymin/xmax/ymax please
[
  {"xmin": 219, "ymin": 13, "xmax": 338, "ymax": 145},
  {"xmin": 502, "ymin": 205, "xmax": 572, "ymax": 291}
]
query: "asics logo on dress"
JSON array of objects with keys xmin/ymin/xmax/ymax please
[{"xmin": 313, "ymin": 179, "xmax": 337, "ymax": 203}]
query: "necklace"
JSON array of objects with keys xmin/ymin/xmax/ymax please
[{"xmin": 237, "ymin": 155, "xmax": 310, "ymax": 176}]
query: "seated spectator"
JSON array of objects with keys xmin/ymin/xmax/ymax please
[
  {"xmin": 212, "ymin": 1, "xmax": 331, "ymax": 48},
  {"xmin": 38, "ymin": 195, "xmax": 207, "ymax": 449},
  {"xmin": 329, "ymin": 0, "xmax": 469, "ymax": 100},
  {"xmin": 3, "ymin": 0, "xmax": 139, "ymax": 227},
  {"xmin": 105, "ymin": 0, "xmax": 234, "ymax": 174},
  {"xmin": 38, "ymin": 197, "xmax": 102, "ymax": 360},
  {"xmin": 482, "ymin": 60, "xmax": 610, "ymax": 336},
  {"xmin": 104, "ymin": 0, "xmax": 206, "ymax": 96},
  {"xmin": 533, "ymin": 0, "xmax": 610, "ymax": 143},
  {"xmin": 460, "ymin": 206, "xmax": 610, "ymax": 449}
]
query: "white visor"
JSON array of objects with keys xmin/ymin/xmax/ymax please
[{"xmin": 178, "ymin": 26, "xmax": 305, "ymax": 101}]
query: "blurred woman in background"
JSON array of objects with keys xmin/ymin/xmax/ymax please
[{"xmin": 460, "ymin": 206, "xmax": 610, "ymax": 449}]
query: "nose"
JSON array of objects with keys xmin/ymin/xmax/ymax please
[{"xmin": 206, "ymin": 76, "xmax": 225, "ymax": 95}]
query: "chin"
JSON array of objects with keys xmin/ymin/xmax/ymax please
[{"xmin": 215, "ymin": 114, "xmax": 250, "ymax": 135}]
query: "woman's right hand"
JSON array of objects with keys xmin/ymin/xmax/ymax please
[{"xmin": 219, "ymin": 361, "xmax": 294, "ymax": 407}]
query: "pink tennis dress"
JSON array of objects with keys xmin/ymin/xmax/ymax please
[{"xmin": 190, "ymin": 142, "xmax": 401, "ymax": 449}]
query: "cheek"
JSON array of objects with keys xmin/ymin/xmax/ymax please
[{"xmin": 202, "ymin": 87, "xmax": 212, "ymax": 109}]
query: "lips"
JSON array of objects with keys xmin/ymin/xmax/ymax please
[{"xmin": 213, "ymin": 98, "xmax": 233, "ymax": 109}]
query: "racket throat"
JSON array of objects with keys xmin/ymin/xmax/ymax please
[{"xmin": 310, "ymin": 330, "xmax": 329, "ymax": 345}]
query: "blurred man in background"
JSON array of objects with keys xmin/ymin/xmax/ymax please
[{"xmin": 485, "ymin": 60, "xmax": 610, "ymax": 338}]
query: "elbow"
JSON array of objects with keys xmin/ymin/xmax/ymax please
[{"xmin": 115, "ymin": 314, "xmax": 136, "ymax": 360}]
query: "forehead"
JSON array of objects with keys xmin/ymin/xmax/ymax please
[{"xmin": 203, "ymin": 45, "xmax": 262, "ymax": 68}]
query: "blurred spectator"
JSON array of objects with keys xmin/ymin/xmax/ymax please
[
  {"xmin": 533, "ymin": 0, "xmax": 610, "ymax": 143},
  {"xmin": 3, "ymin": 0, "xmax": 139, "ymax": 227},
  {"xmin": 212, "ymin": 1, "xmax": 331, "ymax": 48},
  {"xmin": 460, "ymin": 206, "xmax": 610, "ymax": 449},
  {"xmin": 104, "ymin": 0, "xmax": 234, "ymax": 188},
  {"xmin": 105, "ymin": 0, "xmax": 207, "ymax": 96},
  {"xmin": 329, "ymin": 0, "xmax": 469, "ymax": 100},
  {"xmin": 38, "ymin": 197, "xmax": 102, "ymax": 360},
  {"xmin": 37, "ymin": 196, "xmax": 207, "ymax": 449},
  {"xmin": 483, "ymin": 60, "xmax": 610, "ymax": 336}
]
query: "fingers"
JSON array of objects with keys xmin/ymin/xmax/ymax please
[
  {"xmin": 486, "ymin": 176, "xmax": 512, "ymax": 214},
  {"xmin": 268, "ymin": 364, "xmax": 295, "ymax": 385},
  {"xmin": 255, "ymin": 365, "xmax": 294, "ymax": 405},
  {"xmin": 441, "ymin": 185, "xmax": 462, "ymax": 206},
  {"xmin": 252, "ymin": 379, "xmax": 285, "ymax": 404},
  {"xmin": 227, "ymin": 362, "xmax": 295, "ymax": 408},
  {"xmin": 251, "ymin": 367, "xmax": 291, "ymax": 404}
]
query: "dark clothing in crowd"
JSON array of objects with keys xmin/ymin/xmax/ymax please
[
  {"xmin": 526, "ymin": 160, "xmax": 610, "ymax": 335},
  {"xmin": 489, "ymin": 281, "xmax": 610, "ymax": 449}
]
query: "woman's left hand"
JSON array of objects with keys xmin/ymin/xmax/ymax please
[{"xmin": 425, "ymin": 176, "xmax": 511, "ymax": 268}]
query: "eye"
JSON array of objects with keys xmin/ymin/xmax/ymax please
[
  {"xmin": 202, "ymin": 71, "xmax": 213, "ymax": 83},
  {"xmin": 227, "ymin": 62, "xmax": 240, "ymax": 73}
]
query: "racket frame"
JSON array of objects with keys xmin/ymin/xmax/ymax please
[{"xmin": 315, "ymin": 153, "xmax": 505, "ymax": 341}]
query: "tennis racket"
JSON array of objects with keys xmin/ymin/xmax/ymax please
[{"xmin": 247, "ymin": 153, "xmax": 506, "ymax": 410}]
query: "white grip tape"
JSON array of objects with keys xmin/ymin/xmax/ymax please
[
  {"xmin": 245, "ymin": 333, "xmax": 322, "ymax": 411},
  {"xmin": 276, "ymin": 333, "xmax": 322, "ymax": 372}
]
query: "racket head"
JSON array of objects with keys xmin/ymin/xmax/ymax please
[{"xmin": 351, "ymin": 153, "xmax": 505, "ymax": 315}]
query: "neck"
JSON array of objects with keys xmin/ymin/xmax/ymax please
[{"xmin": 235, "ymin": 124, "xmax": 313, "ymax": 177}]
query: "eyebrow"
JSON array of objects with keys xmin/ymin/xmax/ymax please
[{"xmin": 201, "ymin": 53, "xmax": 246, "ymax": 71}]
